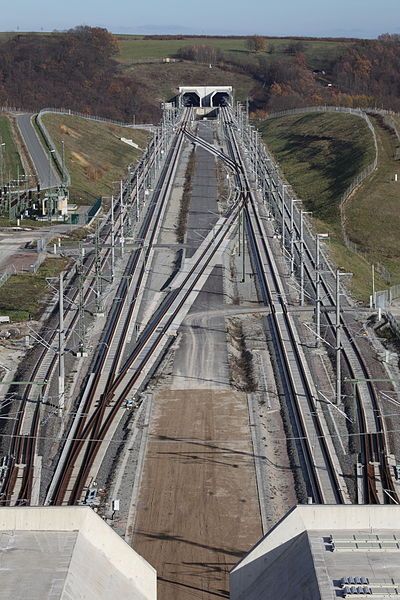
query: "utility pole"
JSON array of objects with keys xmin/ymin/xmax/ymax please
[
  {"xmin": 238, "ymin": 207, "xmax": 241, "ymax": 256},
  {"xmin": 372, "ymin": 264, "xmax": 376, "ymax": 308},
  {"xmin": 110, "ymin": 195, "xmax": 115, "ymax": 282},
  {"xmin": 136, "ymin": 170, "xmax": 140, "ymax": 221},
  {"xmin": 335, "ymin": 270, "xmax": 352, "ymax": 403},
  {"xmin": 290, "ymin": 198, "xmax": 301, "ymax": 276},
  {"xmin": 254, "ymin": 131, "xmax": 259, "ymax": 189},
  {"xmin": 315, "ymin": 233, "xmax": 329, "ymax": 347},
  {"xmin": 0, "ymin": 142, "xmax": 5, "ymax": 200},
  {"xmin": 61, "ymin": 140, "xmax": 65, "ymax": 187},
  {"xmin": 58, "ymin": 272, "xmax": 65, "ymax": 412},
  {"xmin": 299, "ymin": 210, "xmax": 312, "ymax": 305},
  {"xmin": 300, "ymin": 211, "xmax": 305, "ymax": 305},
  {"xmin": 94, "ymin": 224, "xmax": 104, "ymax": 316},
  {"xmin": 120, "ymin": 180, "xmax": 125, "ymax": 256},
  {"xmin": 336, "ymin": 269, "xmax": 341, "ymax": 405},
  {"xmin": 16, "ymin": 166, "xmax": 21, "ymax": 218},
  {"xmin": 281, "ymin": 184, "xmax": 286, "ymax": 249},
  {"xmin": 76, "ymin": 244, "xmax": 87, "ymax": 357},
  {"xmin": 242, "ymin": 207, "xmax": 246, "ymax": 283}
]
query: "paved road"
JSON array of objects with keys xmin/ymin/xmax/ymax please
[{"xmin": 16, "ymin": 113, "xmax": 61, "ymax": 189}]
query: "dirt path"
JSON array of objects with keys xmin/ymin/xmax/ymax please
[{"xmin": 132, "ymin": 389, "xmax": 262, "ymax": 599}]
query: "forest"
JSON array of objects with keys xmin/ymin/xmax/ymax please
[
  {"xmin": 0, "ymin": 27, "xmax": 159, "ymax": 121},
  {"xmin": 0, "ymin": 28, "xmax": 399, "ymax": 120}
]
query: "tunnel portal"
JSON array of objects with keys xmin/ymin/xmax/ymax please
[{"xmin": 178, "ymin": 86, "xmax": 233, "ymax": 109}]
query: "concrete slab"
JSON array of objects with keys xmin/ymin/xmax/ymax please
[{"xmin": 0, "ymin": 506, "xmax": 157, "ymax": 600}]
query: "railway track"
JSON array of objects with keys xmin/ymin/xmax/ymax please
[
  {"xmin": 230, "ymin": 106, "xmax": 398, "ymax": 504},
  {"xmin": 50, "ymin": 195, "xmax": 242, "ymax": 505},
  {"xmin": 46, "ymin": 108, "xmax": 197, "ymax": 504},
  {"xmin": 0, "ymin": 113, "xmax": 178, "ymax": 506},
  {"xmin": 218, "ymin": 107, "xmax": 347, "ymax": 503},
  {"xmin": 7, "ymin": 103, "xmax": 395, "ymax": 513}
]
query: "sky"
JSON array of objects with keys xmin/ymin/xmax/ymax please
[{"xmin": 2, "ymin": 0, "xmax": 400, "ymax": 38}]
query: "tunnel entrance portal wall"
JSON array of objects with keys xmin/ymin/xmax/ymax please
[{"xmin": 179, "ymin": 86, "xmax": 233, "ymax": 108}]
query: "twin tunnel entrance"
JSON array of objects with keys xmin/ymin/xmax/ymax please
[{"xmin": 179, "ymin": 86, "xmax": 233, "ymax": 108}]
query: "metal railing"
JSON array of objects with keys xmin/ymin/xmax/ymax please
[
  {"xmin": 37, "ymin": 108, "xmax": 154, "ymax": 130},
  {"xmin": 0, "ymin": 267, "xmax": 14, "ymax": 290},
  {"xmin": 0, "ymin": 105, "xmax": 154, "ymax": 129},
  {"xmin": 375, "ymin": 284, "xmax": 400, "ymax": 309},
  {"xmin": 0, "ymin": 254, "xmax": 45, "ymax": 291}
]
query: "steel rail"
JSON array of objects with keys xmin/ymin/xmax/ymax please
[
  {"xmin": 1, "ymin": 111, "xmax": 174, "ymax": 506},
  {"xmin": 240, "ymin": 114, "xmax": 394, "ymax": 503},
  {"xmin": 63, "ymin": 186, "xmax": 243, "ymax": 505},
  {"xmin": 48, "ymin": 109, "xmax": 192, "ymax": 504},
  {"xmin": 221, "ymin": 107, "xmax": 345, "ymax": 504}
]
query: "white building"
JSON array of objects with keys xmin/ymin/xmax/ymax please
[
  {"xmin": 231, "ymin": 505, "xmax": 400, "ymax": 599},
  {"xmin": 0, "ymin": 506, "xmax": 156, "ymax": 600}
]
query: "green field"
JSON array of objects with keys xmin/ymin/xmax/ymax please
[
  {"xmin": 116, "ymin": 36, "xmax": 248, "ymax": 62},
  {"xmin": 42, "ymin": 114, "xmax": 150, "ymax": 204},
  {"xmin": 0, "ymin": 32, "xmax": 353, "ymax": 72},
  {"xmin": 0, "ymin": 257, "xmax": 69, "ymax": 321},
  {"xmin": 260, "ymin": 111, "xmax": 385, "ymax": 300},
  {"xmin": 345, "ymin": 115, "xmax": 400, "ymax": 283},
  {"xmin": 0, "ymin": 115, "xmax": 24, "ymax": 183},
  {"xmin": 116, "ymin": 35, "xmax": 352, "ymax": 70}
]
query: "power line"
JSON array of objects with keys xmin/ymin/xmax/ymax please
[{"xmin": 2, "ymin": 425, "xmax": 400, "ymax": 447}]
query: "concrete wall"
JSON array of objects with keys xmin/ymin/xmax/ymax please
[
  {"xmin": 230, "ymin": 505, "xmax": 400, "ymax": 600},
  {"xmin": 179, "ymin": 86, "xmax": 233, "ymax": 107},
  {"xmin": 0, "ymin": 507, "xmax": 157, "ymax": 600}
]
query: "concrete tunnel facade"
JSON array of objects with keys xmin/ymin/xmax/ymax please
[{"xmin": 178, "ymin": 86, "xmax": 233, "ymax": 108}]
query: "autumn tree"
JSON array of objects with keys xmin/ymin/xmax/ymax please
[{"xmin": 247, "ymin": 36, "xmax": 268, "ymax": 53}]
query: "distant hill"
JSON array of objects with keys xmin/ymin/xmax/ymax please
[{"xmin": 0, "ymin": 29, "xmax": 399, "ymax": 120}]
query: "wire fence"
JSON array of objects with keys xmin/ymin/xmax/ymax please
[
  {"xmin": 375, "ymin": 284, "xmax": 400, "ymax": 309},
  {"xmin": 0, "ymin": 267, "xmax": 14, "ymax": 290},
  {"xmin": 0, "ymin": 255, "xmax": 44, "ymax": 290},
  {"xmin": 264, "ymin": 105, "xmax": 396, "ymax": 285},
  {"xmin": 0, "ymin": 105, "xmax": 154, "ymax": 129},
  {"xmin": 38, "ymin": 107, "xmax": 148, "ymax": 128}
]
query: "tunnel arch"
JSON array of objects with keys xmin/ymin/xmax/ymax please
[
  {"xmin": 181, "ymin": 92, "xmax": 201, "ymax": 107},
  {"xmin": 211, "ymin": 91, "xmax": 231, "ymax": 107}
]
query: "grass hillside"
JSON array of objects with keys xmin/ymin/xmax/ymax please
[
  {"xmin": 260, "ymin": 111, "xmax": 387, "ymax": 300},
  {"xmin": 345, "ymin": 115, "xmax": 400, "ymax": 281},
  {"xmin": 42, "ymin": 114, "xmax": 150, "ymax": 204},
  {"xmin": 260, "ymin": 112, "xmax": 375, "ymax": 225},
  {"xmin": 124, "ymin": 61, "xmax": 255, "ymax": 104}
]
